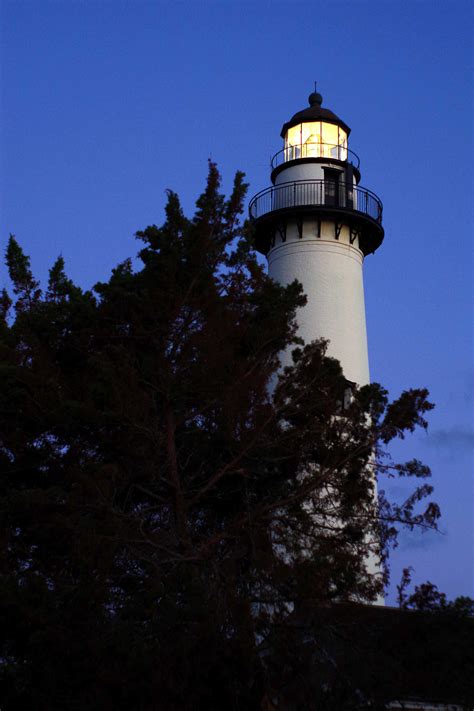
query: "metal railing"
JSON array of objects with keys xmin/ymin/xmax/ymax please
[
  {"xmin": 249, "ymin": 180, "xmax": 383, "ymax": 224},
  {"xmin": 271, "ymin": 142, "xmax": 360, "ymax": 170}
]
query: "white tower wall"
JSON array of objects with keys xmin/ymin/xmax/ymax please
[
  {"xmin": 274, "ymin": 163, "xmax": 327, "ymax": 183},
  {"xmin": 267, "ymin": 219, "xmax": 369, "ymax": 385}
]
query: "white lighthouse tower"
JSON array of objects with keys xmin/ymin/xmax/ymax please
[
  {"xmin": 249, "ymin": 89, "xmax": 384, "ymax": 385},
  {"xmin": 250, "ymin": 89, "xmax": 385, "ymax": 601}
]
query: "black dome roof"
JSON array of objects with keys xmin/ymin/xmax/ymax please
[{"xmin": 280, "ymin": 92, "xmax": 351, "ymax": 138}]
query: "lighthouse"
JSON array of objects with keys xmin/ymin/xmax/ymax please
[{"xmin": 249, "ymin": 89, "xmax": 383, "ymax": 386}]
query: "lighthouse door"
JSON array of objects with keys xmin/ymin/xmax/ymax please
[{"xmin": 324, "ymin": 169, "xmax": 340, "ymax": 207}]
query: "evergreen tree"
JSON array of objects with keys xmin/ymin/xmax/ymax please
[{"xmin": 0, "ymin": 164, "xmax": 456, "ymax": 710}]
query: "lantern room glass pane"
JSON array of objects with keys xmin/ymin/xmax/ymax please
[
  {"xmin": 301, "ymin": 122, "xmax": 321, "ymax": 157},
  {"xmin": 320, "ymin": 123, "xmax": 338, "ymax": 158},
  {"xmin": 286, "ymin": 124, "xmax": 302, "ymax": 146},
  {"xmin": 285, "ymin": 124, "xmax": 302, "ymax": 161}
]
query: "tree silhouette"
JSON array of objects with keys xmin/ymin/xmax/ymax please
[{"xmin": 1, "ymin": 164, "xmax": 452, "ymax": 710}]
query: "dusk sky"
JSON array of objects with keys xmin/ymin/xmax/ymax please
[{"xmin": 1, "ymin": 0, "xmax": 472, "ymax": 604}]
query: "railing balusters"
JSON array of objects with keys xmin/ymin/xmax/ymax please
[
  {"xmin": 248, "ymin": 180, "xmax": 382, "ymax": 226},
  {"xmin": 271, "ymin": 142, "xmax": 360, "ymax": 170}
]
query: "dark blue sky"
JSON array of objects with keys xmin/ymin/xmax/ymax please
[{"xmin": 1, "ymin": 0, "xmax": 472, "ymax": 603}]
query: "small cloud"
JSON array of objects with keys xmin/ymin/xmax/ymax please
[
  {"xmin": 398, "ymin": 527, "xmax": 446, "ymax": 552},
  {"xmin": 424, "ymin": 428, "xmax": 474, "ymax": 453}
]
